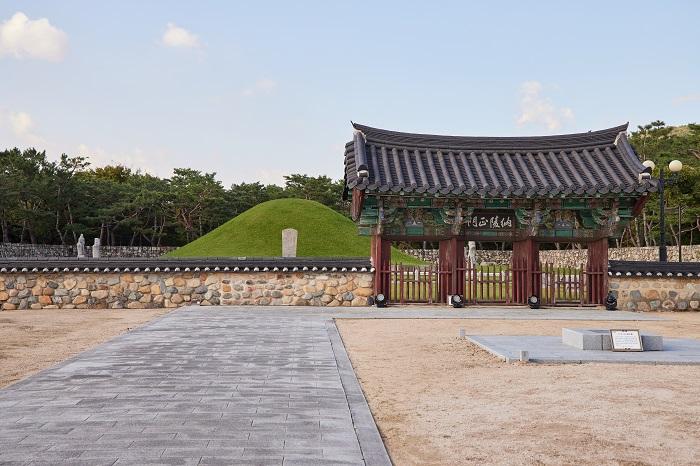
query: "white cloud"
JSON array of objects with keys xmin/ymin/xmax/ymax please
[
  {"xmin": 241, "ymin": 78, "xmax": 277, "ymax": 97},
  {"xmin": 9, "ymin": 111, "xmax": 33, "ymax": 135},
  {"xmin": 76, "ymin": 143, "xmax": 172, "ymax": 177},
  {"xmin": 673, "ymin": 93, "xmax": 700, "ymax": 105},
  {"xmin": 161, "ymin": 23, "xmax": 201, "ymax": 48},
  {"xmin": 2, "ymin": 110, "xmax": 45, "ymax": 145},
  {"xmin": 0, "ymin": 12, "xmax": 68, "ymax": 61},
  {"xmin": 253, "ymin": 168, "xmax": 287, "ymax": 186},
  {"xmin": 516, "ymin": 81, "xmax": 574, "ymax": 131}
]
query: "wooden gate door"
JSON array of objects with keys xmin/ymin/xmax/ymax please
[
  {"xmin": 464, "ymin": 261, "xmax": 513, "ymax": 304},
  {"xmin": 540, "ymin": 262, "xmax": 587, "ymax": 306},
  {"xmin": 389, "ymin": 263, "xmax": 439, "ymax": 304}
]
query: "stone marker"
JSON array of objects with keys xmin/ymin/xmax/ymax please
[
  {"xmin": 92, "ymin": 238, "xmax": 101, "ymax": 258},
  {"xmin": 562, "ymin": 328, "xmax": 663, "ymax": 351},
  {"xmin": 519, "ymin": 350, "xmax": 529, "ymax": 362},
  {"xmin": 459, "ymin": 328, "xmax": 466, "ymax": 338},
  {"xmin": 77, "ymin": 234, "xmax": 86, "ymax": 258},
  {"xmin": 282, "ymin": 228, "xmax": 298, "ymax": 257}
]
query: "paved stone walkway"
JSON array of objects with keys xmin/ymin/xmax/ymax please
[{"xmin": 0, "ymin": 308, "xmax": 390, "ymax": 466}]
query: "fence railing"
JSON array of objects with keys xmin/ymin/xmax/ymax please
[{"xmin": 386, "ymin": 259, "xmax": 603, "ymax": 306}]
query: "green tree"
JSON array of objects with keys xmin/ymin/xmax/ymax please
[{"xmin": 626, "ymin": 122, "xmax": 700, "ymax": 248}]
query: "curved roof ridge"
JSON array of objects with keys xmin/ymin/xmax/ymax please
[{"xmin": 351, "ymin": 122, "xmax": 629, "ymax": 151}]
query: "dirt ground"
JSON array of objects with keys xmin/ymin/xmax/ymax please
[
  {"xmin": 337, "ymin": 313, "xmax": 700, "ymax": 466},
  {"xmin": 0, "ymin": 308, "xmax": 171, "ymax": 388}
]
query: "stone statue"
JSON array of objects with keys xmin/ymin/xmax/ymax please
[
  {"xmin": 77, "ymin": 234, "xmax": 86, "ymax": 258},
  {"xmin": 468, "ymin": 241, "xmax": 477, "ymax": 265},
  {"xmin": 92, "ymin": 238, "xmax": 101, "ymax": 258}
]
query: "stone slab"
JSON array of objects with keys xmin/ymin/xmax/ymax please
[
  {"xmin": 467, "ymin": 335, "xmax": 700, "ymax": 365},
  {"xmin": 562, "ymin": 328, "xmax": 664, "ymax": 351}
]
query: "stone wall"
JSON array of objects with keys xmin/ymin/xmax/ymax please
[
  {"xmin": 0, "ymin": 242, "xmax": 176, "ymax": 259},
  {"xmin": 404, "ymin": 245, "xmax": 700, "ymax": 266},
  {"xmin": 0, "ymin": 271, "xmax": 373, "ymax": 310},
  {"xmin": 609, "ymin": 276, "xmax": 700, "ymax": 312}
]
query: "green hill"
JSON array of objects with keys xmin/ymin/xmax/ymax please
[{"xmin": 168, "ymin": 198, "xmax": 420, "ymax": 263}]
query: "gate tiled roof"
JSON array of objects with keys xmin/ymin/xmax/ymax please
[{"xmin": 344, "ymin": 123, "xmax": 656, "ymax": 198}]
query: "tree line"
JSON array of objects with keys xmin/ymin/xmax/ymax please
[
  {"xmin": 1, "ymin": 121, "xmax": 698, "ymax": 248},
  {"xmin": 621, "ymin": 122, "xmax": 700, "ymax": 248},
  {"xmin": 0, "ymin": 149, "xmax": 346, "ymax": 246}
]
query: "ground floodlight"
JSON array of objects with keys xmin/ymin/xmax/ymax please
[
  {"xmin": 450, "ymin": 294, "xmax": 464, "ymax": 308},
  {"xmin": 605, "ymin": 291, "xmax": 618, "ymax": 311},
  {"xmin": 528, "ymin": 295, "xmax": 540, "ymax": 309},
  {"xmin": 375, "ymin": 293, "xmax": 388, "ymax": 308}
]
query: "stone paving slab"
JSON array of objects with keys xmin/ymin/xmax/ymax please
[
  {"xmin": 0, "ymin": 308, "xmax": 391, "ymax": 465},
  {"xmin": 467, "ymin": 335, "xmax": 700, "ymax": 364}
]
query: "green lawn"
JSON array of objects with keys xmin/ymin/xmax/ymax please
[{"xmin": 168, "ymin": 198, "xmax": 422, "ymax": 263}]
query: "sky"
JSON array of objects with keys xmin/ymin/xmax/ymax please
[{"xmin": 1, "ymin": 1, "xmax": 699, "ymax": 186}]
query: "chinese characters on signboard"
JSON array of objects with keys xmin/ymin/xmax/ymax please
[{"xmin": 465, "ymin": 212, "xmax": 514, "ymax": 229}]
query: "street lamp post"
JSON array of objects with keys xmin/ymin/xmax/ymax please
[{"xmin": 642, "ymin": 159, "xmax": 683, "ymax": 262}]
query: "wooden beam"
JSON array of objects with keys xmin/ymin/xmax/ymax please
[{"xmin": 350, "ymin": 189, "xmax": 365, "ymax": 221}]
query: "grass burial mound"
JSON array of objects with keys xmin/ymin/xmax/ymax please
[{"xmin": 169, "ymin": 198, "xmax": 419, "ymax": 262}]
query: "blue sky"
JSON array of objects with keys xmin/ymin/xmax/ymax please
[{"xmin": 1, "ymin": 1, "xmax": 698, "ymax": 185}]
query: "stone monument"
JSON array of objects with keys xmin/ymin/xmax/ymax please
[
  {"xmin": 92, "ymin": 238, "xmax": 101, "ymax": 258},
  {"xmin": 282, "ymin": 228, "xmax": 298, "ymax": 257},
  {"xmin": 77, "ymin": 234, "xmax": 86, "ymax": 258}
]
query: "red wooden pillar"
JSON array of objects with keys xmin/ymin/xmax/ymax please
[
  {"xmin": 453, "ymin": 239, "xmax": 466, "ymax": 298},
  {"xmin": 512, "ymin": 238, "xmax": 540, "ymax": 304},
  {"xmin": 587, "ymin": 238, "xmax": 608, "ymax": 305},
  {"xmin": 438, "ymin": 239, "xmax": 453, "ymax": 304},
  {"xmin": 371, "ymin": 234, "xmax": 391, "ymax": 298},
  {"xmin": 438, "ymin": 238, "xmax": 465, "ymax": 303}
]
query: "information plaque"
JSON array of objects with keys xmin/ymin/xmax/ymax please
[{"xmin": 610, "ymin": 329, "xmax": 644, "ymax": 352}]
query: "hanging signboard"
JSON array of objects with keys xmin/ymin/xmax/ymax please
[{"xmin": 465, "ymin": 211, "xmax": 515, "ymax": 230}]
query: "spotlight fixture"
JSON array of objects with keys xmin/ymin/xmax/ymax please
[
  {"xmin": 374, "ymin": 293, "xmax": 388, "ymax": 308},
  {"xmin": 450, "ymin": 294, "xmax": 464, "ymax": 308},
  {"xmin": 605, "ymin": 291, "xmax": 618, "ymax": 311},
  {"xmin": 528, "ymin": 295, "xmax": 540, "ymax": 309}
]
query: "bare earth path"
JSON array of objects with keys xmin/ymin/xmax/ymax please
[
  {"xmin": 337, "ymin": 313, "xmax": 700, "ymax": 466},
  {"xmin": 0, "ymin": 309, "xmax": 170, "ymax": 388}
]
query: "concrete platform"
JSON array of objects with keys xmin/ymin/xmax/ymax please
[{"xmin": 467, "ymin": 335, "xmax": 700, "ymax": 365}]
